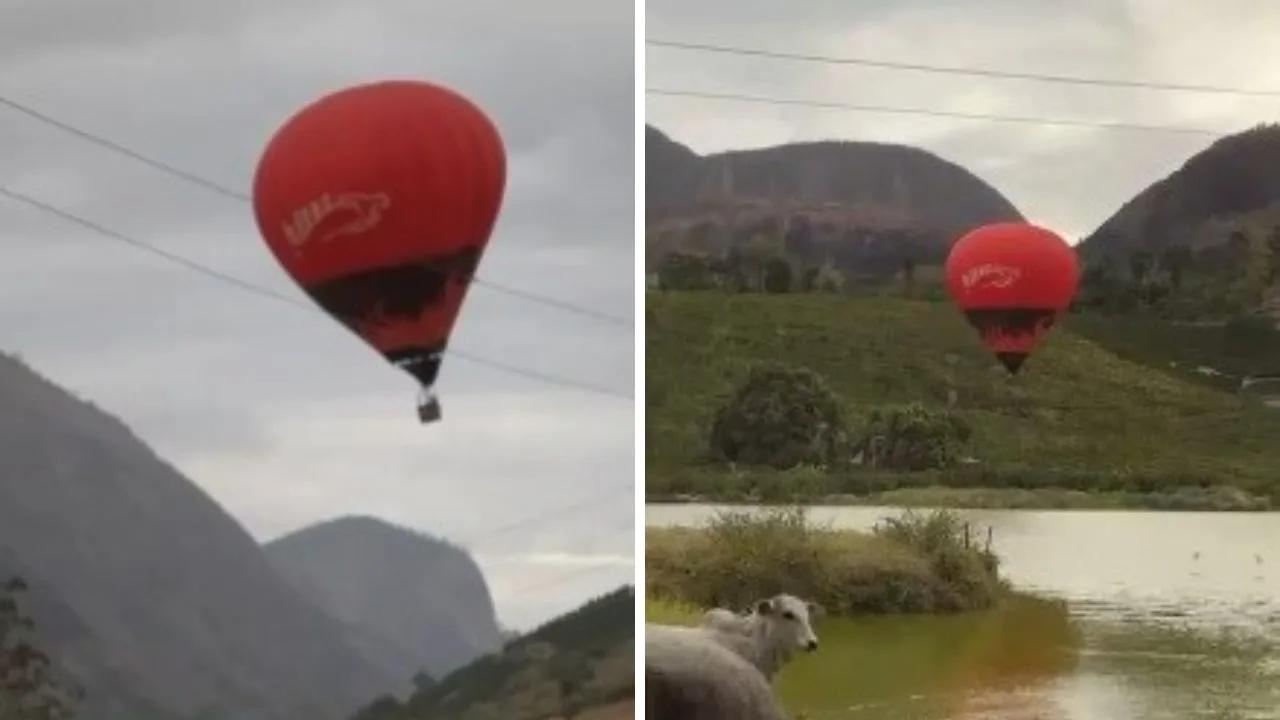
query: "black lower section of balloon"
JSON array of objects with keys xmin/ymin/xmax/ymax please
[
  {"xmin": 303, "ymin": 250, "xmax": 480, "ymax": 425},
  {"xmin": 962, "ymin": 308, "xmax": 1059, "ymax": 337},
  {"xmin": 963, "ymin": 307, "xmax": 1059, "ymax": 375},
  {"xmin": 303, "ymin": 246, "xmax": 481, "ymax": 331},
  {"xmin": 994, "ymin": 352, "xmax": 1029, "ymax": 374},
  {"xmin": 384, "ymin": 345, "xmax": 446, "ymax": 388},
  {"xmin": 385, "ymin": 345, "xmax": 445, "ymax": 425}
]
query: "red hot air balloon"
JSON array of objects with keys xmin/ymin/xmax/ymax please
[
  {"xmin": 252, "ymin": 80, "xmax": 507, "ymax": 423},
  {"xmin": 944, "ymin": 221, "xmax": 1080, "ymax": 374}
]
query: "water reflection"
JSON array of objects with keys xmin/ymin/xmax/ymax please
[{"xmin": 645, "ymin": 505, "xmax": 1280, "ymax": 719}]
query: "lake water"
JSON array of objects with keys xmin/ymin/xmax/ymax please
[{"xmin": 646, "ymin": 504, "xmax": 1280, "ymax": 720}]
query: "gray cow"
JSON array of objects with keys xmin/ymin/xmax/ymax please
[
  {"xmin": 646, "ymin": 623, "xmax": 789, "ymax": 720},
  {"xmin": 699, "ymin": 594, "xmax": 822, "ymax": 680}
]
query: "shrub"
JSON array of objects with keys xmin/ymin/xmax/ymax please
[
  {"xmin": 762, "ymin": 258, "xmax": 794, "ymax": 294},
  {"xmin": 645, "ymin": 507, "xmax": 1004, "ymax": 615},
  {"xmin": 854, "ymin": 403, "xmax": 972, "ymax": 471},
  {"xmin": 708, "ymin": 364, "xmax": 847, "ymax": 470}
]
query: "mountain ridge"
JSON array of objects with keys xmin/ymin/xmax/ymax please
[
  {"xmin": 1076, "ymin": 124, "xmax": 1280, "ymax": 321},
  {"xmin": 265, "ymin": 515, "xmax": 503, "ymax": 688},
  {"xmin": 352, "ymin": 585, "xmax": 635, "ymax": 720},
  {"xmin": 645, "ymin": 124, "xmax": 1025, "ymax": 279},
  {"xmin": 0, "ymin": 351, "xmax": 497, "ymax": 720}
]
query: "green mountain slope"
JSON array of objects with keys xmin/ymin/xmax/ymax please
[
  {"xmin": 646, "ymin": 293, "xmax": 1280, "ymax": 504},
  {"xmin": 351, "ymin": 586, "xmax": 634, "ymax": 720},
  {"xmin": 1076, "ymin": 124, "xmax": 1280, "ymax": 320}
]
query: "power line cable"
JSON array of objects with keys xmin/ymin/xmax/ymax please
[
  {"xmin": 646, "ymin": 88, "xmax": 1223, "ymax": 136},
  {"xmin": 0, "ymin": 37, "xmax": 636, "ymax": 618},
  {"xmin": 503, "ymin": 521, "xmax": 635, "ymax": 597},
  {"xmin": 0, "ymin": 185, "xmax": 299, "ymax": 305},
  {"xmin": 421, "ymin": 486, "xmax": 633, "ymax": 603},
  {"xmin": 647, "ymin": 39, "xmax": 1280, "ymax": 99},
  {"xmin": 461, "ymin": 483, "xmax": 634, "ymax": 548},
  {"xmin": 514, "ymin": 560, "xmax": 633, "ymax": 598},
  {"xmin": 0, "ymin": 185, "xmax": 633, "ymax": 400},
  {"xmin": 0, "ymin": 94, "xmax": 633, "ymax": 328}
]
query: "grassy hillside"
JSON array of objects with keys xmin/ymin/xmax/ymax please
[
  {"xmin": 646, "ymin": 292, "xmax": 1280, "ymax": 507},
  {"xmin": 1065, "ymin": 313, "xmax": 1279, "ymax": 388},
  {"xmin": 350, "ymin": 586, "xmax": 633, "ymax": 720}
]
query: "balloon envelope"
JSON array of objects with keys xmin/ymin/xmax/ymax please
[
  {"xmin": 944, "ymin": 221, "xmax": 1079, "ymax": 374},
  {"xmin": 252, "ymin": 79, "xmax": 506, "ymax": 390}
]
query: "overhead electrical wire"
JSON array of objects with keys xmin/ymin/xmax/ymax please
[
  {"xmin": 0, "ymin": 184, "xmax": 633, "ymax": 400},
  {"xmin": 0, "ymin": 93, "xmax": 633, "ymax": 329},
  {"xmin": 504, "ymin": 520, "xmax": 635, "ymax": 597},
  {"xmin": 647, "ymin": 39, "xmax": 1280, "ymax": 98},
  {"xmin": 645, "ymin": 37, "xmax": 1280, "ymax": 137},
  {"xmin": 460, "ymin": 483, "xmax": 634, "ymax": 548},
  {"xmin": 1, "ymin": 181, "xmax": 635, "ymax": 596},
  {"xmin": 645, "ymin": 88, "xmax": 1223, "ymax": 137},
  {"xmin": 0, "ymin": 27, "xmax": 635, "ymax": 612},
  {"xmin": 643, "ymin": 39, "xmax": 1271, "ymax": 412}
]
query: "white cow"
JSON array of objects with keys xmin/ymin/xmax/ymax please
[
  {"xmin": 646, "ymin": 623, "xmax": 788, "ymax": 720},
  {"xmin": 701, "ymin": 606, "xmax": 750, "ymax": 633},
  {"xmin": 699, "ymin": 594, "xmax": 823, "ymax": 680}
]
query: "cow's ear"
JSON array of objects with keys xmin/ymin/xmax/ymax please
[{"xmin": 755, "ymin": 599, "xmax": 774, "ymax": 615}]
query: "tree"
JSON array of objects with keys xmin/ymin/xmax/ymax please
[
  {"xmin": 350, "ymin": 695, "xmax": 402, "ymax": 720},
  {"xmin": 737, "ymin": 232, "xmax": 780, "ymax": 290},
  {"xmin": 799, "ymin": 266, "xmax": 821, "ymax": 292},
  {"xmin": 1267, "ymin": 227, "xmax": 1280, "ymax": 284},
  {"xmin": 708, "ymin": 363, "xmax": 847, "ymax": 470},
  {"xmin": 855, "ymin": 404, "xmax": 973, "ymax": 471},
  {"xmin": 900, "ymin": 256, "xmax": 917, "ymax": 297},
  {"xmin": 1227, "ymin": 229, "xmax": 1250, "ymax": 259},
  {"xmin": 783, "ymin": 214, "xmax": 817, "ymax": 261},
  {"xmin": 0, "ymin": 577, "xmax": 80, "ymax": 720},
  {"xmin": 411, "ymin": 670, "xmax": 436, "ymax": 693},
  {"xmin": 1128, "ymin": 250, "xmax": 1154, "ymax": 284},
  {"xmin": 655, "ymin": 252, "xmax": 714, "ymax": 291},
  {"xmin": 1160, "ymin": 244, "xmax": 1193, "ymax": 290},
  {"xmin": 762, "ymin": 258, "xmax": 794, "ymax": 294}
]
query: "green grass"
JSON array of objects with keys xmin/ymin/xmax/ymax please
[
  {"xmin": 646, "ymin": 292, "xmax": 1280, "ymax": 504},
  {"xmin": 1064, "ymin": 313, "xmax": 1279, "ymax": 388},
  {"xmin": 837, "ymin": 484, "xmax": 1273, "ymax": 511}
]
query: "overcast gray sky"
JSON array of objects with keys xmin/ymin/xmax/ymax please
[
  {"xmin": 0, "ymin": 0, "xmax": 634, "ymax": 630},
  {"xmin": 647, "ymin": 0, "xmax": 1280, "ymax": 240}
]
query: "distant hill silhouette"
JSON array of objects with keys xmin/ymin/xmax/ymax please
[
  {"xmin": 0, "ymin": 352, "xmax": 495, "ymax": 720},
  {"xmin": 1082, "ymin": 124, "xmax": 1280, "ymax": 256},
  {"xmin": 352, "ymin": 586, "xmax": 634, "ymax": 720},
  {"xmin": 1077, "ymin": 124, "xmax": 1280, "ymax": 320},
  {"xmin": 645, "ymin": 125, "xmax": 1023, "ymax": 277},
  {"xmin": 265, "ymin": 516, "xmax": 502, "ymax": 689}
]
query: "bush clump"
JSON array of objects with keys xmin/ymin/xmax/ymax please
[
  {"xmin": 708, "ymin": 364, "xmax": 847, "ymax": 470},
  {"xmin": 646, "ymin": 507, "xmax": 1005, "ymax": 615},
  {"xmin": 854, "ymin": 403, "xmax": 973, "ymax": 471}
]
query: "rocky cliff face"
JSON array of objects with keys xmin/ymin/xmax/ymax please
[
  {"xmin": 0, "ymin": 352, "xmax": 395, "ymax": 720},
  {"xmin": 265, "ymin": 516, "xmax": 503, "ymax": 688},
  {"xmin": 645, "ymin": 125, "xmax": 1024, "ymax": 276}
]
